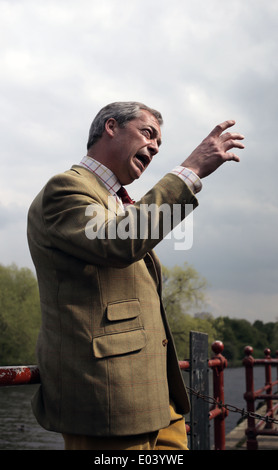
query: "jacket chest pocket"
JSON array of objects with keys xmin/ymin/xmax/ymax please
[{"xmin": 92, "ymin": 299, "xmax": 146, "ymax": 358}]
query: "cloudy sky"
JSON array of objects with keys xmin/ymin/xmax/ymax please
[{"xmin": 1, "ymin": 0, "xmax": 278, "ymax": 324}]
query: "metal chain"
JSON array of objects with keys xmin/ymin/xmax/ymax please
[{"xmin": 186, "ymin": 386, "xmax": 278, "ymax": 425}]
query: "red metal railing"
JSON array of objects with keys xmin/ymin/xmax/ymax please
[
  {"xmin": 0, "ymin": 365, "xmax": 40, "ymax": 386},
  {"xmin": 179, "ymin": 340, "xmax": 228, "ymax": 450},
  {"xmin": 243, "ymin": 346, "xmax": 278, "ymax": 450},
  {"xmin": 209, "ymin": 341, "xmax": 228, "ymax": 450}
]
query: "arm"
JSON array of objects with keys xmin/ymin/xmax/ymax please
[{"xmin": 40, "ymin": 172, "xmax": 198, "ymax": 268}]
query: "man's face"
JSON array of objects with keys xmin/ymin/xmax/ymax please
[{"xmin": 109, "ymin": 110, "xmax": 162, "ymax": 185}]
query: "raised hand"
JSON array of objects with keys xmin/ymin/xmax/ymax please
[{"xmin": 182, "ymin": 120, "xmax": 245, "ymax": 178}]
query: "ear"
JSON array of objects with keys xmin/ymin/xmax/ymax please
[{"xmin": 104, "ymin": 118, "xmax": 118, "ymax": 138}]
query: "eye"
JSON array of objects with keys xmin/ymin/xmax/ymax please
[{"xmin": 142, "ymin": 128, "xmax": 152, "ymax": 139}]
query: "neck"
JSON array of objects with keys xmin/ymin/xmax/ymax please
[{"xmin": 87, "ymin": 138, "xmax": 113, "ymax": 168}]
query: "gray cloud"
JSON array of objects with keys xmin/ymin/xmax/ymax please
[{"xmin": 1, "ymin": 0, "xmax": 278, "ymax": 322}]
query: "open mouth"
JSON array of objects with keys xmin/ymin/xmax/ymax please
[{"xmin": 134, "ymin": 153, "xmax": 150, "ymax": 171}]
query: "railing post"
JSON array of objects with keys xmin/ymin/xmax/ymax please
[
  {"xmin": 264, "ymin": 348, "xmax": 273, "ymax": 428},
  {"xmin": 211, "ymin": 341, "xmax": 227, "ymax": 450},
  {"xmin": 189, "ymin": 331, "xmax": 210, "ymax": 450},
  {"xmin": 243, "ymin": 346, "xmax": 258, "ymax": 450},
  {"xmin": 276, "ymin": 350, "xmax": 278, "ymax": 390}
]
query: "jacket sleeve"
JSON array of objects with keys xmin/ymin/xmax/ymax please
[{"xmin": 36, "ymin": 170, "xmax": 199, "ymax": 268}]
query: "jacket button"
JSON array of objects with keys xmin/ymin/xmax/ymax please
[{"xmin": 162, "ymin": 339, "xmax": 168, "ymax": 346}]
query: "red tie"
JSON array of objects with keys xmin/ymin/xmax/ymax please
[{"xmin": 116, "ymin": 186, "xmax": 134, "ymax": 205}]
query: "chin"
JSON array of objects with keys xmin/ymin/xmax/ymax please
[
  {"xmin": 119, "ymin": 176, "xmax": 136, "ymax": 186},
  {"xmin": 126, "ymin": 171, "xmax": 142, "ymax": 185},
  {"xmin": 126, "ymin": 176, "xmax": 139, "ymax": 185}
]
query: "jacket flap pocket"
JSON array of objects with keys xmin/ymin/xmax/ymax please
[
  {"xmin": 107, "ymin": 299, "xmax": 141, "ymax": 321},
  {"xmin": 93, "ymin": 329, "xmax": 146, "ymax": 358}
]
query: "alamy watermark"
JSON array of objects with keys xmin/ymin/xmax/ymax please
[{"xmin": 85, "ymin": 197, "xmax": 194, "ymax": 250}]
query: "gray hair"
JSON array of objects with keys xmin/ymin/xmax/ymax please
[{"xmin": 87, "ymin": 101, "xmax": 163, "ymax": 150}]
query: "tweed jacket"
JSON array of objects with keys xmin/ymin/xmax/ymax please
[{"xmin": 27, "ymin": 165, "xmax": 198, "ymax": 437}]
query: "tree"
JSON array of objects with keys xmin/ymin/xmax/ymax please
[
  {"xmin": 162, "ymin": 262, "xmax": 218, "ymax": 358},
  {"xmin": 162, "ymin": 262, "xmax": 207, "ymax": 313},
  {"xmin": 0, "ymin": 264, "xmax": 41, "ymax": 365}
]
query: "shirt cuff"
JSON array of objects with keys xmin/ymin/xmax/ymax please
[{"xmin": 170, "ymin": 166, "xmax": 202, "ymax": 194}]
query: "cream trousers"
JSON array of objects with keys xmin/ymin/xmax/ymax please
[{"xmin": 63, "ymin": 402, "xmax": 188, "ymax": 451}]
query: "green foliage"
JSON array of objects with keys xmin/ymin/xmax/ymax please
[
  {"xmin": 161, "ymin": 263, "xmax": 278, "ymax": 364},
  {"xmin": 162, "ymin": 262, "xmax": 219, "ymax": 358},
  {"xmin": 0, "ymin": 264, "xmax": 41, "ymax": 365},
  {"xmin": 214, "ymin": 317, "xmax": 278, "ymax": 365}
]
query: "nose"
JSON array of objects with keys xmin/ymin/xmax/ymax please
[{"xmin": 148, "ymin": 139, "xmax": 160, "ymax": 156}]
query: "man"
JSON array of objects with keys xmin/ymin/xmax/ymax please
[{"xmin": 27, "ymin": 102, "xmax": 244, "ymax": 450}]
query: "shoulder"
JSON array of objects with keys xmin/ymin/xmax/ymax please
[{"xmin": 43, "ymin": 165, "xmax": 108, "ymax": 200}]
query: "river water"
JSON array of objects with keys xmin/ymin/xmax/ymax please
[{"xmin": 0, "ymin": 367, "xmax": 269, "ymax": 450}]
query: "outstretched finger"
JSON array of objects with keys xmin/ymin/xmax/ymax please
[
  {"xmin": 208, "ymin": 120, "xmax": 236, "ymax": 138},
  {"xmin": 223, "ymin": 139, "xmax": 245, "ymax": 151},
  {"xmin": 223, "ymin": 152, "xmax": 241, "ymax": 162},
  {"xmin": 220, "ymin": 132, "xmax": 245, "ymax": 142}
]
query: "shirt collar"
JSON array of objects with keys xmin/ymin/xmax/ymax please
[{"xmin": 79, "ymin": 155, "xmax": 121, "ymax": 195}]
